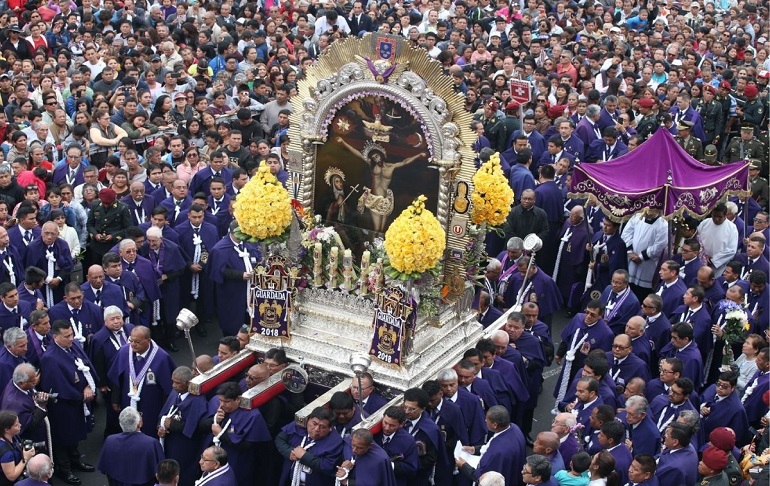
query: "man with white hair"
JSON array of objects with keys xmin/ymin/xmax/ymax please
[
  {"xmin": 551, "ymin": 412, "xmax": 580, "ymax": 466},
  {"xmin": 482, "ymin": 258, "xmax": 502, "ymax": 303},
  {"xmin": 437, "ymin": 368, "xmax": 487, "ymax": 446},
  {"xmin": 97, "ymin": 407, "xmax": 164, "ymax": 486},
  {"xmin": 0, "ymin": 363, "xmax": 50, "ymax": 446},
  {"xmin": 479, "ymin": 471, "xmax": 506, "ymax": 486},
  {"xmin": 621, "ymin": 395, "xmax": 661, "ymax": 457},
  {"xmin": 0, "ymin": 327, "xmax": 27, "ymax": 387},
  {"xmin": 139, "ymin": 226, "xmax": 186, "ymax": 351},
  {"xmin": 17, "ymin": 454, "xmax": 54, "ymax": 485}
]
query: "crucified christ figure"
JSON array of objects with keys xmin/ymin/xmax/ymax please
[{"xmin": 336, "ymin": 137, "xmax": 427, "ymax": 232}]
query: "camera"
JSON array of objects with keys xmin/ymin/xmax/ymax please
[
  {"xmin": 34, "ymin": 391, "xmax": 57, "ymax": 404},
  {"xmin": 23, "ymin": 440, "xmax": 45, "ymax": 452}
]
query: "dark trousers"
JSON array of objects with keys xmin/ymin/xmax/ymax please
[{"xmin": 53, "ymin": 443, "xmax": 81, "ymax": 474}]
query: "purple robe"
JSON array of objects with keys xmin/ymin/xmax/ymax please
[
  {"xmin": 505, "ymin": 269, "xmax": 563, "ymax": 318},
  {"xmin": 97, "ymin": 431, "xmax": 164, "ymax": 486},
  {"xmin": 276, "ymin": 422, "xmax": 344, "ymax": 486},
  {"xmin": 699, "ymin": 386, "xmax": 750, "ymax": 446},
  {"xmin": 410, "ymin": 411, "xmax": 450, "ymax": 485},
  {"xmin": 107, "ymin": 273, "xmax": 147, "ymax": 326},
  {"xmin": 47, "ymin": 300, "xmax": 104, "ymax": 346},
  {"xmin": 39, "ymin": 343, "xmax": 98, "ymax": 446},
  {"xmin": 140, "ymin": 240, "xmax": 187, "ymax": 324},
  {"xmin": 137, "ymin": 223, "xmax": 180, "ymax": 245},
  {"xmin": 175, "ymin": 221, "xmax": 219, "ymax": 317},
  {"xmin": 158, "ymin": 391, "xmax": 208, "ymax": 486},
  {"xmin": 120, "ymin": 194, "xmax": 156, "ymax": 226},
  {"xmin": 207, "ymin": 194, "xmax": 232, "ymax": 238},
  {"xmin": 122, "ymin": 255, "xmax": 161, "ymax": 325},
  {"xmin": 0, "ymin": 300, "xmax": 32, "ymax": 333},
  {"xmin": 554, "ymin": 221, "xmax": 589, "ymax": 303},
  {"xmin": 430, "ymin": 397, "xmax": 468, "ymax": 479},
  {"xmin": 609, "ymin": 443, "xmax": 633, "ymax": 485},
  {"xmin": 159, "ymin": 196, "xmax": 192, "ymax": 226},
  {"xmin": 449, "ymin": 387, "xmax": 487, "ymax": 446},
  {"xmin": 375, "ymin": 428, "xmax": 419, "ymax": 486},
  {"xmin": 0, "ymin": 381, "xmax": 47, "ymax": 442},
  {"xmin": 655, "ymin": 278, "xmax": 688, "ymax": 319},
  {"xmin": 743, "ymin": 370, "xmax": 770, "ymax": 426},
  {"xmin": 553, "ymin": 315, "xmax": 614, "ymax": 399},
  {"xmin": 16, "ymin": 284, "xmax": 43, "ymax": 310},
  {"xmin": 655, "ymin": 446, "xmax": 698, "ymax": 486},
  {"xmin": 474, "ymin": 424, "xmax": 526, "ymax": 486},
  {"xmin": 24, "ymin": 327, "xmax": 50, "ymax": 367},
  {"xmin": 7, "ymin": 226, "xmax": 40, "ymax": 262},
  {"xmin": 0, "ymin": 346, "xmax": 26, "ymax": 389},
  {"xmin": 190, "ymin": 464, "xmax": 236, "ymax": 486},
  {"xmin": 658, "ymin": 341, "xmax": 703, "ymax": 389},
  {"xmin": 80, "ymin": 280, "xmax": 129, "ymax": 316},
  {"xmin": 558, "ymin": 433, "xmax": 581, "ymax": 467},
  {"xmin": 207, "ymin": 236, "xmax": 260, "ymax": 336},
  {"xmin": 606, "ymin": 351, "xmax": 651, "ymax": 389},
  {"xmin": 649, "ymin": 395, "xmax": 696, "ymax": 435},
  {"xmin": 89, "ymin": 323, "xmax": 133, "ymax": 434},
  {"xmin": 204, "ymin": 407, "xmax": 271, "ymax": 485},
  {"xmin": 0, "ymin": 246, "xmax": 23, "ymax": 286},
  {"xmin": 341, "ymin": 439, "xmax": 397, "ymax": 486},
  {"xmin": 190, "ymin": 166, "xmax": 233, "ymax": 196},
  {"xmin": 23, "ymin": 238, "xmax": 73, "ymax": 304},
  {"xmin": 107, "ymin": 343, "xmax": 176, "ymax": 437},
  {"xmin": 600, "ymin": 286, "xmax": 640, "ymax": 335},
  {"xmin": 625, "ymin": 414, "xmax": 661, "ymax": 457}
]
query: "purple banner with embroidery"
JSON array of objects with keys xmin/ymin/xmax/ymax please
[
  {"xmin": 569, "ymin": 129, "xmax": 749, "ymax": 223},
  {"xmin": 369, "ymin": 287, "xmax": 416, "ymax": 368}
]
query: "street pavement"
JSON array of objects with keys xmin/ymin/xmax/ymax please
[{"xmin": 69, "ymin": 309, "xmax": 572, "ymax": 486}]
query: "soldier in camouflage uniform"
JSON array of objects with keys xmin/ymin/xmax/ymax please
[
  {"xmin": 636, "ymin": 98, "xmax": 659, "ymax": 140},
  {"xmin": 675, "ymin": 121, "xmax": 704, "ymax": 160},
  {"xmin": 741, "ymin": 85, "xmax": 764, "ymax": 135}
]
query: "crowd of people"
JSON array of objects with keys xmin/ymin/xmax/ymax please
[{"xmin": 0, "ymin": 0, "xmax": 763, "ymax": 484}]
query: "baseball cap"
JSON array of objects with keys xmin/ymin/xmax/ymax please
[{"xmin": 150, "ymin": 55, "xmax": 162, "ymax": 62}]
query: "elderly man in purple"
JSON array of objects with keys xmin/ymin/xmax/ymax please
[
  {"xmin": 157, "ymin": 366, "xmax": 208, "ymax": 486},
  {"xmin": 551, "ymin": 413, "xmax": 581, "ymax": 466},
  {"xmin": 553, "ymin": 206, "xmax": 591, "ymax": 307},
  {"xmin": 600, "ymin": 270, "xmax": 640, "ymax": 335},
  {"xmin": 457, "ymin": 405, "xmax": 526, "ymax": 486},
  {"xmin": 207, "ymin": 221, "xmax": 261, "ymax": 336},
  {"xmin": 39, "ymin": 319, "xmax": 97, "ymax": 485},
  {"xmin": 97, "ymin": 407, "xmax": 164, "ymax": 486},
  {"xmin": 276, "ymin": 406, "xmax": 344, "ymax": 486},
  {"xmin": 89, "ymin": 305, "xmax": 133, "ymax": 437},
  {"xmin": 139, "ymin": 227, "xmax": 186, "ymax": 351},
  {"xmin": 121, "ymin": 182, "xmax": 156, "ymax": 226},
  {"xmin": 119, "ymin": 239, "xmax": 160, "ymax": 328},
  {"xmin": 107, "ymin": 325, "xmax": 176, "ymax": 438},
  {"xmin": 195, "ymin": 446, "xmax": 237, "ymax": 486},
  {"xmin": 80, "ymin": 265, "xmax": 128, "ymax": 315},
  {"xmin": 0, "ymin": 363, "xmax": 51, "ymax": 445},
  {"xmin": 437, "ymin": 368, "xmax": 487, "ymax": 447},
  {"xmin": 505, "ymin": 257, "xmax": 563, "ymax": 330},
  {"xmin": 0, "ymin": 327, "xmax": 27, "ymax": 387},
  {"xmin": 48, "ymin": 283, "xmax": 104, "ymax": 352},
  {"xmin": 336, "ymin": 428, "xmax": 397, "ymax": 486},
  {"xmin": 24, "ymin": 222, "xmax": 73, "ymax": 308}
]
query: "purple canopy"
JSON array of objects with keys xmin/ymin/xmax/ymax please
[{"xmin": 568, "ymin": 129, "xmax": 749, "ymax": 223}]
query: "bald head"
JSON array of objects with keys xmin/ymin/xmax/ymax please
[
  {"xmin": 491, "ymin": 330, "xmax": 509, "ymax": 347},
  {"xmin": 534, "ymin": 431, "xmax": 560, "ymax": 454},
  {"xmin": 624, "ymin": 316, "xmax": 646, "ymax": 338},
  {"xmin": 569, "ymin": 205, "xmax": 584, "ymax": 224},
  {"xmin": 246, "ymin": 363, "xmax": 270, "ymax": 388},
  {"xmin": 195, "ymin": 354, "xmax": 215, "ymax": 373},
  {"xmin": 26, "ymin": 454, "xmax": 53, "ymax": 481}
]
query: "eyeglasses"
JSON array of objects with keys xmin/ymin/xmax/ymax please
[
  {"xmin": 187, "ymin": 153, "xmax": 199, "ymax": 158},
  {"xmin": 45, "ymin": 101, "xmax": 57, "ymax": 106},
  {"xmin": 200, "ymin": 456, "xmax": 216, "ymax": 462},
  {"xmin": 611, "ymin": 344, "xmax": 630, "ymax": 349},
  {"xmin": 715, "ymin": 382, "xmax": 733, "ymax": 389},
  {"xmin": 659, "ymin": 368, "xmax": 675, "ymax": 375}
]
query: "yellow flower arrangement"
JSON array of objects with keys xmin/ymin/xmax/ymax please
[
  {"xmin": 384, "ymin": 195, "xmax": 446, "ymax": 278},
  {"xmin": 233, "ymin": 166, "xmax": 292, "ymax": 242},
  {"xmin": 470, "ymin": 152, "xmax": 514, "ymax": 227}
]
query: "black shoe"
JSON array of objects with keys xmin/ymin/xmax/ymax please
[
  {"xmin": 72, "ymin": 462, "xmax": 95, "ymax": 473},
  {"xmin": 57, "ymin": 472, "xmax": 82, "ymax": 485},
  {"xmin": 167, "ymin": 342, "xmax": 179, "ymax": 352}
]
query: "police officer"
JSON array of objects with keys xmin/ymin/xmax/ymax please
[
  {"xmin": 86, "ymin": 187, "xmax": 132, "ymax": 267},
  {"xmin": 500, "ymin": 101, "xmax": 522, "ymax": 149},
  {"xmin": 698, "ymin": 85, "xmax": 724, "ymax": 146},
  {"xmin": 636, "ymin": 98, "xmax": 659, "ymax": 140},
  {"xmin": 476, "ymin": 98, "xmax": 507, "ymax": 153},
  {"xmin": 675, "ymin": 121, "xmax": 704, "ymax": 160},
  {"xmin": 726, "ymin": 125, "xmax": 765, "ymax": 162},
  {"xmin": 749, "ymin": 160, "xmax": 769, "ymax": 210},
  {"xmin": 741, "ymin": 85, "xmax": 764, "ymax": 134}
]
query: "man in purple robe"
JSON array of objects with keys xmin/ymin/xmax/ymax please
[
  {"xmin": 80, "ymin": 265, "xmax": 128, "ymax": 316},
  {"xmin": 422, "ymin": 379, "xmax": 468, "ymax": 485},
  {"xmin": 121, "ymin": 182, "xmax": 156, "ymax": 226},
  {"xmin": 48, "ymin": 283, "xmax": 105, "ymax": 352},
  {"xmin": 606, "ymin": 334, "xmax": 651, "ymax": 392},
  {"xmin": 553, "ymin": 300, "xmax": 613, "ymax": 405},
  {"xmin": 457, "ymin": 405, "xmax": 526, "ymax": 486},
  {"xmin": 669, "ymin": 286, "xmax": 713, "ymax": 365},
  {"xmin": 600, "ymin": 271, "xmax": 640, "ymax": 335},
  {"xmin": 39, "ymin": 319, "xmax": 97, "ymax": 485},
  {"xmin": 336, "ymin": 428, "xmax": 397, "ymax": 486},
  {"xmin": 551, "ymin": 413, "xmax": 581, "ymax": 466},
  {"xmin": 190, "ymin": 153, "xmax": 233, "ymax": 197},
  {"xmin": 159, "ymin": 179, "xmax": 192, "ymax": 227},
  {"xmin": 349, "ymin": 373, "xmax": 388, "ymax": 416},
  {"xmin": 456, "ymin": 359, "xmax": 499, "ymax": 412},
  {"xmin": 401, "ymin": 387, "xmax": 450, "ymax": 486},
  {"xmin": 137, "ymin": 208, "xmax": 181, "ymax": 246},
  {"xmin": 175, "ymin": 205, "xmax": 219, "ymax": 333},
  {"xmin": 748, "ymin": 272, "xmax": 768, "ymax": 333},
  {"xmin": 7, "ymin": 206, "xmax": 40, "ymax": 262},
  {"xmin": 97, "ymin": 407, "xmax": 164, "ymax": 486},
  {"xmin": 699, "ymin": 371, "xmax": 751, "ymax": 447},
  {"xmin": 24, "ymin": 310, "xmax": 50, "ymax": 367},
  {"xmin": 505, "ymin": 257, "xmax": 562, "ymax": 330},
  {"xmin": 16, "ymin": 267, "xmax": 45, "ymax": 311},
  {"xmin": 0, "ymin": 327, "xmax": 28, "ymax": 387},
  {"xmin": 599, "ymin": 420, "xmax": 633, "ymax": 485},
  {"xmin": 195, "ymin": 446, "xmax": 237, "ymax": 486},
  {"xmin": 654, "ymin": 423, "xmax": 698, "ymax": 486},
  {"xmin": 589, "ymin": 219, "xmax": 628, "ymax": 293},
  {"xmin": 658, "ymin": 323, "xmax": 704, "ymax": 390},
  {"xmin": 206, "ymin": 179, "xmax": 233, "ymax": 239},
  {"xmin": 622, "ymin": 396, "xmax": 661, "ymax": 457},
  {"xmin": 0, "ymin": 227, "xmax": 23, "ymax": 287},
  {"xmin": 276, "ymin": 406, "xmax": 344, "ymax": 486},
  {"xmin": 437, "ymin": 369, "xmax": 487, "ymax": 447},
  {"xmin": 207, "ymin": 221, "xmax": 261, "ymax": 336},
  {"xmin": 0, "ymin": 363, "xmax": 51, "ymax": 445},
  {"xmin": 24, "ymin": 222, "xmax": 73, "ymax": 308},
  {"xmin": 649, "ymin": 377, "xmax": 697, "ymax": 436},
  {"xmin": 119, "ymin": 239, "xmax": 161, "ymax": 328},
  {"xmin": 654, "ymin": 260, "xmax": 689, "ymax": 319},
  {"xmin": 102, "ymin": 252, "xmax": 147, "ymax": 327},
  {"xmin": 0, "ymin": 282, "xmax": 32, "ymax": 333},
  {"xmin": 201, "ymin": 382, "xmax": 272, "ymax": 485},
  {"xmin": 157, "ymin": 366, "xmax": 208, "ymax": 486},
  {"xmin": 330, "ymin": 392, "xmax": 362, "ymax": 441},
  {"xmin": 89, "ymin": 305, "xmax": 133, "ymax": 437},
  {"xmin": 554, "ymin": 206, "xmax": 590, "ymax": 307},
  {"xmin": 140, "ymin": 227, "xmax": 186, "ymax": 351},
  {"xmin": 107, "ymin": 325, "xmax": 176, "ymax": 438},
  {"xmin": 374, "ymin": 406, "xmax": 420, "ymax": 486}
]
